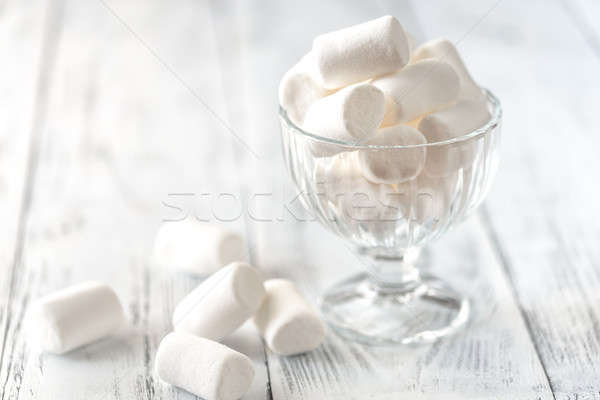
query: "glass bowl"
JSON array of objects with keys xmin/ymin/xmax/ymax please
[{"xmin": 279, "ymin": 89, "xmax": 502, "ymax": 345}]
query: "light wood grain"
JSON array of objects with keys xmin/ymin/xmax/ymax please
[
  {"xmin": 0, "ymin": 0, "xmax": 267, "ymax": 399},
  {"xmin": 410, "ymin": 0, "xmax": 600, "ymax": 398},
  {"xmin": 0, "ymin": 1, "xmax": 65, "ymax": 398}
]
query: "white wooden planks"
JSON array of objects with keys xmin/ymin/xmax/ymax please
[
  {"xmin": 0, "ymin": 1, "xmax": 65, "ymax": 398},
  {"xmin": 0, "ymin": 0, "xmax": 267, "ymax": 399},
  {"xmin": 408, "ymin": 0, "xmax": 600, "ymax": 397}
]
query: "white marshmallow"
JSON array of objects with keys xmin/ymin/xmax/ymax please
[
  {"xmin": 413, "ymin": 173, "xmax": 459, "ymax": 224},
  {"xmin": 388, "ymin": 172, "xmax": 459, "ymax": 226},
  {"xmin": 155, "ymin": 332, "xmax": 254, "ymax": 400},
  {"xmin": 412, "ymin": 38, "xmax": 484, "ymax": 101},
  {"xmin": 357, "ymin": 124, "xmax": 427, "ymax": 184},
  {"xmin": 315, "ymin": 154, "xmax": 435, "ymax": 242},
  {"xmin": 303, "ymin": 83, "xmax": 385, "ymax": 157},
  {"xmin": 418, "ymin": 100, "xmax": 491, "ymax": 177},
  {"xmin": 153, "ymin": 220, "xmax": 244, "ymax": 275},
  {"xmin": 27, "ymin": 281, "xmax": 125, "ymax": 354},
  {"xmin": 405, "ymin": 31, "xmax": 417, "ymax": 55},
  {"xmin": 372, "ymin": 59, "xmax": 460, "ymax": 124},
  {"xmin": 379, "ymin": 96, "xmax": 398, "ymax": 128},
  {"xmin": 279, "ymin": 52, "xmax": 330, "ymax": 125},
  {"xmin": 173, "ymin": 262, "xmax": 265, "ymax": 341},
  {"xmin": 312, "ymin": 16, "xmax": 410, "ymax": 89},
  {"xmin": 314, "ymin": 152, "xmax": 398, "ymax": 223},
  {"xmin": 253, "ymin": 279, "xmax": 325, "ymax": 356}
]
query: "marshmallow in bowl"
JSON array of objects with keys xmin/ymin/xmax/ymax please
[
  {"xmin": 371, "ymin": 59, "xmax": 460, "ymax": 124},
  {"xmin": 412, "ymin": 38, "xmax": 484, "ymax": 101},
  {"xmin": 387, "ymin": 172, "xmax": 459, "ymax": 226},
  {"xmin": 153, "ymin": 220, "xmax": 244, "ymax": 275},
  {"xmin": 418, "ymin": 99, "xmax": 491, "ymax": 177},
  {"xmin": 155, "ymin": 332, "xmax": 254, "ymax": 400},
  {"xmin": 413, "ymin": 172, "xmax": 459, "ymax": 224},
  {"xmin": 253, "ymin": 279, "xmax": 325, "ymax": 356},
  {"xmin": 27, "ymin": 281, "xmax": 126, "ymax": 354},
  {"xmin": 314, "ymin": 152, "xmax": 403, "ymax": 227},
  {"xmin": 314, "ymin": 151, "xmax": 384, "ymax": 222},
  {"xmin": 303, "ymin": 83, "xmax": 385, "ymax": 157},
  {"xmin": 279, "ymin": 52, "xmax": 330, "ymax": 125},
  {"xmin": 312, "ymin": 16, "xmax": 410, "ymax": 89},
  {"xmin": 172, "ymin": 261, "xmax": 266, "ymax": 341},
  {"xmin": 357, "ymin": 124, "xmax": 427, "ymax": 184}
]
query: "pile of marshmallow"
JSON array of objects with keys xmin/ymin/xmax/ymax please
[
  {"xmin": 280, "ymin": 15, "xmax": 491, "ymax": 184},
  {"xmin": 26, "ymin": 220, "xmax": 324, "ymax": 400}
]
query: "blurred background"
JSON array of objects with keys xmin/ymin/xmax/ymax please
[{"xmin": 1, "ymin": 0, "xmax": 599, "ymax": 399}]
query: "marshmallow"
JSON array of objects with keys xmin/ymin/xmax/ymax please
[
  {"xmin": 315, "ymin": 153, "xmax": 407, "ymax": 247},
  {"xmin": 314, "ymin": 152, "xmax": 400, "ymax": 223},
  {"xmin": 379, "ymin": 96, "xmax": 398, "ymax": 128},
  {"xmin": 303, "ymin": 83, "xmax": 385, "ymax": 157},
  {"xmin": 389, "ymin": 172, "xmax": 459, "ymax": 227},
  {"xmin": 155, "ymin": 332, "xmax": 254, "ymax": 400},
  {"xmin": 253, "ymin": 279, "xmax": 325, "ymax": 356},
  {"xmin": 413, "ymin": 173, "xmax": 459, "ymax": 224},
  {"xmin": 372, "ymin": 59, "xmax": 460, "ymax": 124},
  {"xmin": 173, "ymin": 262, "xmax": 265, "ymax": 340},
  {"xmin": 357, "ymin": 124, "xmax": 427, "ymax": 184},
  {"xmin": 406, "ymin": 31, "xmax": 417, "ymax": 52},
  {"xmin": 27, "ymin": 281, "xmax": 125, "ymax": 354},
  {"xmin": 418, "ymin": 100, "xmax": 491, "ymax": 177},
  {"xmin": 412, "ymin": 38, "xmax": 484, "ymax": 101},
  {"xmin": 312, "ymin": 16, "xmax": 410, "ymax": 89},
  {"xmin": 279, "ymin": 52, "xmax": 330, "ymax": 125},
  {"xmin": 380, "ymin": 104, "xmax": 422, "ymax": 129},
  {"xmin": 153, "ymin": 220, "xmax": 244, "ymax": 275}
]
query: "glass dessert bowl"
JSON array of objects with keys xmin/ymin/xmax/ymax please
[{"xmin": 279, "ymin": 89, "xmax": 502, "ymax": 345}]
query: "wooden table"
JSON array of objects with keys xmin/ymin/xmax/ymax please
[{"xmin": 1, "ymin": 0, "xmax": 599, "ymax": 398}]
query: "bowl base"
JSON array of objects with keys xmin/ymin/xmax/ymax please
[{"xmin": 320, "ymin": 273, "xmax": 470, "ymax": 345}]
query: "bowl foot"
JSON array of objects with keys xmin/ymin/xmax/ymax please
[{"xmin": 320, "ymin": 272, "xmax": 470, "ymax": 345}]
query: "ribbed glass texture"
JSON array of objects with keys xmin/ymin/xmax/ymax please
[{"xmin": 280, "ymin": 91, "xmax": 501, "ymax": 258}]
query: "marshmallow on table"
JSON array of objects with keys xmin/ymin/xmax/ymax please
[
  {"xmin": 412, "ymin": 38, "xmax": 484, "ymax": 101},
  {"xmin": 253, "ymin": 279, "xmax": 325, "ymax": 356},
  {"xmin": 27, "ymin": 281, "xmax": 125, "ymax": 354},
  {"xmin": 155, "ymin": 332, "xmax": 254, "ymax": 400},
  {"xmin": 279, "ymin": 52, "xmax": 330, "ymax": 125},
  {"xmin": 357, "ymin": 124, "xmax": 427, "ymax": 184},
  {"xmin": 303, "ymin": 83, "xmax": 385, "ymax": 157},
  {"xmin": 372, "ymin": 59, "xmax": 460, "ymax": 124},
  {"xmin": 418, "ymin": 100, "xmax": 491, "ymax": 177},
  {"xmin": 153, "ymin": 220, "xmax": 244, "ymax": 275},
  {"xmin": 173, "ymin": 262, "xmax": 265, "ymax": 341},
  {"xmin": 313, "ymin": 15, "xmax": 410, "ymax": 89}
]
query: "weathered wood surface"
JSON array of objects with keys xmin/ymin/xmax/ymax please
[
  {"xmin": 0, "ymin": 0, "xmax": 599, "ymax": 399},
  {"xmin": 0, "ymin": 0, "xmax": 267, "ymax": 399},
  {"xmin": 0, "ymin": 1, "xmax": 65, "ymax": 398},
  {"xmin": 408, "ymin": 0, "xmax": 600, "ymax": 397}
]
